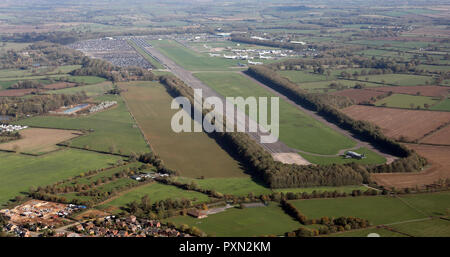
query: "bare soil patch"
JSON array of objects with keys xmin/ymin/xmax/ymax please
[
  {"xmin": 420, "ymin": 125, "xmax": 450, "ymax": 145},
  {"xmin": 368, "ymin": 86, "xmax": 449, "ymax": 97},
  {"xmin": 0, "ymin": 128, "xmax": 82, "ymax": 154},
  {"xmin": 372, "ymin": 144, "xmax": 450, "ymax": 189},
  {"xmin": 0, "ymin": 88, "xmax": 35, "ymax": 96},
  {"xmin": 342, "ymin": 105, "xmax": 450, "ymax": 141},
  {"xmin": 272, "ymin": 153, "xmax": 311, "ymax": 165}
]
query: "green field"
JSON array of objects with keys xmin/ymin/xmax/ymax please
[
  {"xmin": 166, "ymin": 202, "xmax": 301, "ymax": 237},
  {"xmin": 98, "ymin": 182, "xmax": 211, "ymax": 213},
  {"xmin": 375, "ymin": 94, "xmax": 439, "ymax": 109},
  {"xmin": 327, "ymin": 227, "xmax": 406, "ymax": 237},
  {"xmin": 300, "ymin": 147, "xmax": 386, "ymax": 165},
  {"xmin": 119, "ymin": 81, "xmax": 247, "ymax": 178},
  {"xmin": 389, "ymin": 219, "xmax": 450, "ymax": 237},
  {"xmin": 289, "ymin": 193, "xmax": 450, "ymax": 225},
  {"xmin": 49, "ymin": 82, "xmax": 113, "ymax": 96},
  {"xmin": 0, "ymin": 149, "xmax": 122, "ymax": 205},
  {"xmin": 17, "ymin": 95, "xmax": 149, "ymax": 155},
  {"xmin": 274, "ymin": 185, "xmax": 367, "ymax": 194},
  {"xmin": 360, "ymin": 74, "xmax": 432, "ymax": 86},
  {"xmin": 149, "ymin": 39, "xmax": 243, "ymax": 71},
  {"xmin": 278, "ymin": 70, "xmax": 329, "ymax": 83},
  {"xmin": 173, "ymin": 177, "xmax": 273, "ymax": 196},
  {"xmin": 194, "ymin": 72, "xmax": 356, "ymax": 155},
  {"xmin": 430, "ymin": 99, "xmax": 450, "ymax": 111}
]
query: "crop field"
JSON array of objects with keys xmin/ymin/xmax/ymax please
[
  {"xmin": 372, "ymin": 144, "xmax": 450, "ymax": 189},
  {"xmin": 119, "ymin": 81, "xmax": 247, "ymax": 178},
  {"xmin": 166, "ymin": 203, "xmax": 301, "ymax": 237},
  {"xmin": 16, "ymin": 95, "xmax": 149, "ymax": 155},
  {"xmin": 421, "ymin": 125, "xmax": 450, "ymax": 145},
  {"xmin": 342, "ymin": 105, "xmax": 450, "ymax": 141},
  {"xmin": 0, "ymin": 149, "xmax": 122, "ymax": 206},
  {"xmin": 331, "ymin": 89, "xmax": 387, "ymax": 104},
  {"xmin": 300, "ymin": 147, "xmax": 386, "ymax": 165},
  {"xmin": 194, "ymin": 72, "xmax": 356, "ymax": 155},
  {"xmin": 173, "ymin": 177, "xmax": 273, "ymax": 196},
  {"xmin": 0, "ymin": 128, "xmax": 82, "ymax": 155},
  {"xmin": 368, "ymin": 85, "xmax": 449, "ymax": 97},
  {"xmin": 98, "ymin": 182, "xmax": 211, "ymax": 213},
  {"xmin": 149, "ymin": 39, "xmax": 243, "ymax": 71},
  {"xmin": 289, "ymin": 195, "xmax": 431, "ymax": 225},
  {"xmin": 375, "ymin": 94, "xmax": 439, "ymax": 109}
]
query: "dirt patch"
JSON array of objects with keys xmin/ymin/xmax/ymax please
[
  {"xmin": 0, "ymin": 127, "xmax": 82, "ymax": 154},
  {"xmin": 74, "ymin": 209, "xmax": 110, "ymax": 221},
  {"xmin": 342, "ymin": 105, "xmax": 450, "ymax": 141},
  {"xmin": 367, "ymin": 86, "xmax": 449, "ymax": 97},
  {"xmin": 420, "ymin": 125, "xmax": 450, "ymax": 145},
  {"xmin": 372, "ymin": 144, "xmax": 450, "ymax": 189},
  {"xmin": 272, "ymin": 153, "xmax": 311, "ymax": 165},
  {"xmin": 331, "ymin": 89, "xmax": 387, "ymax": 104},
  {"xmin": 0, "ymin": 88, "xmax": 36, "ymax": 97}
]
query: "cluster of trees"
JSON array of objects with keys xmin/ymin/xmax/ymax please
[
  {"xmin": 281, "ymin": 200, "xmax": 308, "ymax": 224},
  {"xmin": 0, "ymin": 131, "xmax": 21, "ymax": 143},
  {"xmin": 9, "ymin": 80, "xmax": 44, "ymax": 89},
  {"xmin": 0, "ymin": 42, "xmax": 84, "ymax": 69},
  {"xmin": 71, "ymin": 58, "xmax": 156, "ymax": 82},
  {"xmin": 0, "ymin": 92, "xmax": 88, "ymax": 117},
  {"xmin": 126, "ymin": 195, "xmax": 197, "ymax": 220},
  {"xmin": 138, "ymin": 152, "xmax": 179, "ymax": 176}
]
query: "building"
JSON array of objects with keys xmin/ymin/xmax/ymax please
[
  {"xmin": 187, "ymin": 209, "xmax": 208, "ymax": 219},
  {"xmin": 345, "ymin": 151, "xmax": 366, "ymax": 159}
]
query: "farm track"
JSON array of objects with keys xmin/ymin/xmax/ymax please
[
  {"xmin": 136, "ymin": 40, "xmax": 311, "ymax": 165},
  {"xmin": 241, "ymin": 72, "xmax": 398, "ymax": 164}
]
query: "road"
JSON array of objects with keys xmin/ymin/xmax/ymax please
[{"xmin": 131, "ymin": 38, "xmax": 310, "ymax": 165}]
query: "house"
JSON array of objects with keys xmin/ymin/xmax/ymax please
[{"xmin": 187, "ymin": 209, "xmax": 208, "ymax": 219}]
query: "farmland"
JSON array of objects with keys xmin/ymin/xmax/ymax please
[
  {"xmin": 375, "ymin": 94, "xmax": 439, "ymax": 109},
  {"xmin": 194, "ymin": 72, "xmax": 356, "ymax": 155},
  {"xmin": 342, "ymin": 105, "xmax": 450, "ymax": 141},
  {"xmin": 119, "ymin": 81, "xmax": 247, "ymax": 178},
  {"xmin": 331, "ymin": 89, "xmax": 387, "ymax": 104},
  {"xmin": 16, "ymin": 95, "xmax": 149, "ymax": 156},
  {"xmin": 421, "ymin": 125, "xmax": 450, "ymax": 145},
  {"xmin": 166, "ymin": 202, "xmax": 300, "ymax": 237},
  {"xmin": 98, "ymin": 182, "xmax": 211, "ymax": 213},
  {"xmin": 0, "ymin": 128, "xmax": 82, "ymax": 155},
  {"xmin": 0, "ymin": 149, "xmax": 122, "ymax": 206}
]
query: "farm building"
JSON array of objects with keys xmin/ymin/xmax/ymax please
[{"xmin": 187, "ymin": 209, "xmax": 208, "ymax": 219}]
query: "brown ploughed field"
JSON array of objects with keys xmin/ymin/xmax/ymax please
[
  {"xmin": 342, "ymin": 105, "xmax": 450, "ymax": 141},
  {"xmin": 331, "ymin": 89, "xmax": 386, "ymax": 104},
  {"xmin": 367, "ymin": 85, "xmax": 449, "ymax": 97},
  {"xmin": 372, "ymin": 144, "xmax": 450, "ymax": 189},
  {"xmin": 420, "ymin": 124, "xmax": 450, "ymax": 146},
  {"xmin": 0, "ymin": 88, "xmax": 35, "ymax": 96}
]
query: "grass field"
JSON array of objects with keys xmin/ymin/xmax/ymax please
[
  {"xmin": 149, "ymin": 39, "xmax": 243, "ymax": 71},
  {"xmin": 289, "ymin": 193, "xmax": 450, "ymax": 225},
  {"xmin": 359, "ymin": 74, "xmax": 432, "ymax": 86},
  {"xmin": 0, "ymin": 149, "xmax": 122, "ymax": 205},
  {"xmin": 430, "ymin": 98, "xmax": 450, "ymax": 111},
  {"xmin": 119, "ymin": 81, "xmax": 247, "ymax": 178},
  {"xmin": 173, "ymin": 177, "xmax": 273, "ymax": 196},
  {"xmin": 97, "ymin": 182, "xmax": 210, "ymax": 213},
  {"xmin": 0, "ymin": 128, "xmax": 81, "ymax": 155},
  {"xmin": 300, "ymin": 147, "xmax": 386, "ymax": 165},
  {"xmin": 166, "ymin": 202, "xmax": 300, "ymax": 237},
  {"xmin": 16, "ymin": 95, "xmax": 149, "ymax": 156},
  {"xmin": 389, "ymin": 218, "xmax": 450, "ymax": 237},
  {"xmin": 375, "ymin": 94, "xmax": 439, "ymax": 109},
  {"xmin": 194, "ymin": 72, "xmax": 356, "ymax": 155},
  {"xmin": 327, "ymin": 227, "xmax": 406, "ymax": 237},
  {"xmin": 48, "ymin": 82, "xmax": 113, "ymax": 96},
  {"xmin": 274, "ymin": 185, "xmax": 367, "ymax": 194},
  {"xmin": 278, "ymin": 70, "xmax": 329, "ymax": 83}
]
